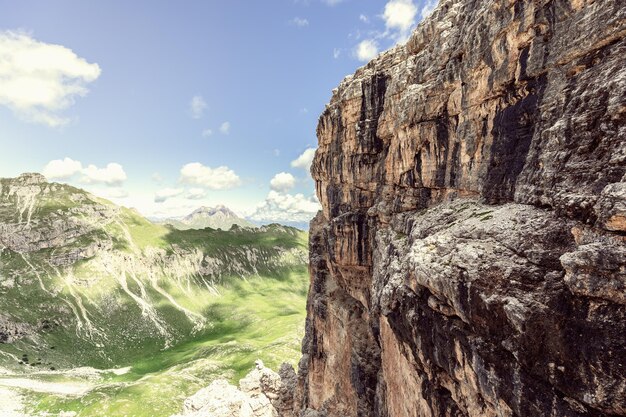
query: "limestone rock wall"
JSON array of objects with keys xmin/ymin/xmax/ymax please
[{"xmin": 295, "ymin": 0, "xmax": 626, "ymax": 416}]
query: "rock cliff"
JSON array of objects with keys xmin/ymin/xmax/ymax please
[{"xmin": 295, "ymin": 0, "xmax": 626, "ymax": 416}]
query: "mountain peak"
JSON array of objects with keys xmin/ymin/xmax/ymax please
[
  {"xmin": 187, "ymin": 205, "xmax": 236, "ymax": 219},
  {"xmin": 160, "ymin": 205, "xmax": 255, "ymax": 231},
  {"xmin": 16, "ymin": 173, "xmax": 47, "ymax": 185}
]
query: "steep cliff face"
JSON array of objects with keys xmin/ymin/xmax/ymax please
[{"xmin": 296, "ymin": 0, "xmax": 626, "ymax": 416}]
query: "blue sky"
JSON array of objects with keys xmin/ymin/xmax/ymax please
[{"xmin": 0, "ymin": 0, "xmax": 436, "ymax": 222}]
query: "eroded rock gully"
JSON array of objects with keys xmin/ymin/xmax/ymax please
[{"xmin": 293, "ymin": 0, "xmax": 626, "ymax": 416}]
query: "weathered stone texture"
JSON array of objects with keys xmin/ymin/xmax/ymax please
[
  {"xmin": 295, "ymin": 0, "xmax": 626, "ymax": 416},
  {"xmin": 171, "ymin": 360, "xmax": 297, "ymax": 417}
]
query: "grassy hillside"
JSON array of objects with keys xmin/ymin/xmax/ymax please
[
  {"xmin": 0, "ymin": 174, "xmax": 309, "ymax": 417},
  {"xmin": 19, "ymin": 268, "xmax": 308, "ymax": 417}
]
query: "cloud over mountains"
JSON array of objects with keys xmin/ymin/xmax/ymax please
[{"xmin": 0, "ymin": 31, "xmax": 101, "ymax": 127}]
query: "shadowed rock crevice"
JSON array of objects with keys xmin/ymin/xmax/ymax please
[{"xmin": 483, "ymin": 75, "xmax": 547, "ymax": 204}]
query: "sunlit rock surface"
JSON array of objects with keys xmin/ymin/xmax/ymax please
[
  {"xmin": 294, "ymin": 0, "xmax": 626, "ymax": 415},
  {"xmin": 172, "ymin": 360, "xmax": 297, "ymax": 417}
]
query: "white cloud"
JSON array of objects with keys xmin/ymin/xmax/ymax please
[
  {"xmin": 179, "ymin": 162, "xmax": 241, "ymax": 190},
  {"xmin": 42, "ymin": 158, "xmax": 126, "ymax": 186},
  {"xmin": 186, "ymin": 188, "xmax": 206, "ymax": 200},
  {"xmin": 0, "ymin": 31, "xmax": 101, "ymax": 127},
  {"xmin": 322, "ymin": 0, "xmax": 345, "ymax": 5},
  {"xmin": 291, "ymin": 148, "xmax": 317, "ymax": 170},
  {"xmin": 355, "ymin": 39, "xmax": 379, "ymax": 62},
  {"xmin": 384, "ymin": 0, "xmax": 418, "ymax": 41},
  {"xmin": 421, "ymin": 0, "xmax": 437, "ymax": 19},
  {"xmin": 333, "ymin": 48, "xmax": 341, "ymax": 59},
  {"xmin": 270, "ymin": 172, "xmax": 296, "ymax": 192},
  {"xmin": 190, "ymin": 95, "xmax": 207, "ymax": 119},
  {"xmin": 289, "ymin": 17, "xmax": 309, "ymax": 27},
  {"xmin": 249, "ymin": 190, "xmax": 321, "ymax": 223},
  {"xmin": 273, "ymin": 149, "xmax": 281, "ymax": 157},
  {"xmin": 202, "ymin": 128, "xmax": 213, "ymax": 137},
  {"xmin": 155, "ymin": 188, "xmax": 184, "ymax": 203},
  {"xmin": 42, "ymin": 157, "xmax": 83, "ymax": 180},
  {"xmin": 80, "ymin": 163, "xmax": 127, "ymax": 186},
  {"xmin": 219, "ymin": 121, "xmax": 230, "ymax": 134},
  {"xmin": 359, "ymin": 14, "xmax": 369, "ymax": 23}
]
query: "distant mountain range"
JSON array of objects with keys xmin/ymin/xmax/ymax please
[{"xmin": 156, "ymin": 205, "xmax": 256, "ymax": 231}]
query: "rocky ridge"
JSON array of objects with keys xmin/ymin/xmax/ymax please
[
  {"xmin": 294, "ymin": 0, "xmax": 626, "ymax": 416},
  {"xmin": 0, "ymin": 173, "xmax": 116, "ymax": 254},
  {"xmin": 171, "ymin": 360, "xmax": 297, "ymax": 417}
]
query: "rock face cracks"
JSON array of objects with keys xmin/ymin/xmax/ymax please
[{"xmin": 294, "ymin": 0, "xmax": 626, "ymax": 416}]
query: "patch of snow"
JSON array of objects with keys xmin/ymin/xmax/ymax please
[{"xmin": 109, "ymin": 366, "xmax": 131, "ymax": 376}]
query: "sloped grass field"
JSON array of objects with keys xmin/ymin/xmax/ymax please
[
  {"xmin": 0, "ymin": 221, "xmax": 308, "ymax": 371},
  {"xmin": 8, "ymin": 266, "xmax": 309, "ymax": 417},
  {"xmin": 0, "ymin": 177, "xmax": 310, "ymax": 416}
]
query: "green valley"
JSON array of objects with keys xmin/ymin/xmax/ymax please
[{"xmin": 0, "ymin": 173, "xmax": 309, "ymax": 417}]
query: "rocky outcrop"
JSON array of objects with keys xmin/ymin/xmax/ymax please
[
  {"xmin": 295, "ymin": 0, "xmax": 626, "ymax": 416},
  {"xmin": 172, "ymin": 360, "xmax": 297, "ymax": 417},
  {"xmin": 0, "ymin": 173, "xmax": 117, "ymax": 254},
  {"xmin": 0, "ymin": 315, "xmax": 33, "ymax": 344}
]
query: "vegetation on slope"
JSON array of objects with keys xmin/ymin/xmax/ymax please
[{"xmin": 0, "ymin": 174, "xmax": 310, "ymax": 417}]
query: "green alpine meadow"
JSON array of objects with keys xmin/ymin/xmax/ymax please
[{"xmin": 0, "ymin": 173, "xmax": 309, "ymax": 416}]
